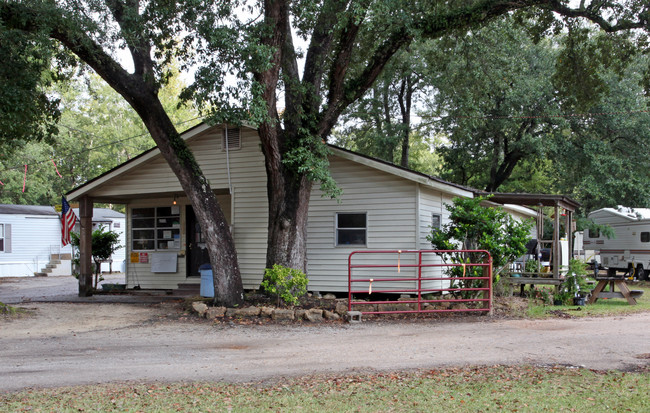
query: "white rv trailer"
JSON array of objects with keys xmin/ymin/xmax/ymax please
[{"xmin": 585, "ymin": 206, "xmax": 650, "ymax": 280}]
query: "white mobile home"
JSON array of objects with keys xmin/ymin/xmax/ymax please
[
  {"xmin": 586, "ymin": 206, "xmax": 650, "ymax": 280},
  {"xmin": 67, "ymin": 122, "xmax": 534, "ymax": 293},
  {"xmin": 73, "ymin": 208, "xmax": 126, "ymax": 273},
  {"xmin": 0, "ymin": 205, "xmax": 72, "ymax": 277}
]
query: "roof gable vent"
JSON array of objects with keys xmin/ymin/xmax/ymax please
[{"xmin": 222, "ymin": 127, "xmax": 241, "ymax": 151}]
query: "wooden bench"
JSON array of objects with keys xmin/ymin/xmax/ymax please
[{"xmin": 507, "ymin": 277, "xmax": 563, "ymax": 296}]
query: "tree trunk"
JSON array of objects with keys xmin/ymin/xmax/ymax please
[{"xmin": 133, "ymin": 98, "xmax": 244, "ymax": 306}]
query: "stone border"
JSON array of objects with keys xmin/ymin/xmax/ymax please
[{"xmin": 191, "ymin": 301, "xmax": 344, "ymax": 322}]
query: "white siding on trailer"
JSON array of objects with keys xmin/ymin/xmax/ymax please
[
  {"xmin": 0, "ymin": 215, "xmax": 72, "ymax": 277},
  {"xmin": 307, "ymin": 156, "xmax": 418, "ymax": 293},
  {"xmin": 118, "ymin": 128, "xmax": 268, "ymax": 290}
]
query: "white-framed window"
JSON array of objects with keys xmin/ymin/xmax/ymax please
[
  {"xmin": 0, "ymin": 224, "xmax": 4, "ymax": 252},
  {"xmin": 336, "ymin": 212, "xmax": 367, "ymax": 246},
  {"xmin": 222, "ymin": 127, "xmax": 241, "ymax": 151},
  {"xmin": 131, "ymin": 206, "xmax": 181, "ymax": 251}
]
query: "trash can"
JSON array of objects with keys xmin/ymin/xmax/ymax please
[{"xmin": 199, "ymin": 263, "xmax": 214, "ymax": 298}]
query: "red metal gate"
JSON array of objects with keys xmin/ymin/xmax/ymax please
[{"xmin": 348, "ymin": 249, "xmax": 493, "ymax": 315}]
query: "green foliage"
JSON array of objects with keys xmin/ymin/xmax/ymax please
[
  {"xmin": 426, "ymin": 18, "xmax": 562, "ymax": 192},
  {"xmin": 576, "ymin": 218, "xmax": 615, "ymax": 239},
  {"xmin": 528, "ymin": 286, "xmax": 552, "ymax": 306},
  {"xmin": 556, "ymin": 260, "xmax": 592, "ymax": 305},
  {"xmin": 0, "ymin": 27, "xmax": 65, "ymax": 148},
  {"xmin": 0, "ymin": 71, "xmax": 198, "ymax": 205},
  {"xmin": 71, "ymin": 225, "xmax": 122, "ymax": 289},
  {"xmin": 261, "ymin": 264, "xmax": 309, "ymax": 307},
  {"xmin": 427, "ymin": 196, "xmax": 533, "ymax": 297}
]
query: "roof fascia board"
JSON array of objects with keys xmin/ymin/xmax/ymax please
[{"xmin": 330, "ymin": 147, "xmax": 473, "ymax": 198}]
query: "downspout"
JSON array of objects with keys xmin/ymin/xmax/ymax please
[{"xmin": 225, "ymin": 127, "xmax": 233, "ymax": 195}]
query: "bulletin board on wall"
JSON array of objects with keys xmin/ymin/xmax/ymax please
[{"xmin": 150, "ymin": 252, "xmax": 178, "ymax": 273}]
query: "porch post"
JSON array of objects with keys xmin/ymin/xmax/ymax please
[
  {"xmin": 553, "ymin": 203, "xmax": 560, "ymax": 279},
  {"xmin": 78, "ymin": 197, "xmax": 93, "ymax": 297}
]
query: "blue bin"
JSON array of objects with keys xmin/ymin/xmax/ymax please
[{"xmin": 199, "ymin": 264, "xmax": 214, "ymax": 298}]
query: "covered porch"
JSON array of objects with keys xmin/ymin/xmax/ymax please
[{"xmin": 482, "ymin": 193, "xmax": 581, "ymax": 288}]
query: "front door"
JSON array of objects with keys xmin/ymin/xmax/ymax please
[{"xmin": 186, "ymin": 206, "xmax": 211, "ymax": 278}]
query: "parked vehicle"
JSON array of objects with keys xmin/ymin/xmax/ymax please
[{"xmin": 586, "ymin": 206, "xmax": 650, "ymax": 280}]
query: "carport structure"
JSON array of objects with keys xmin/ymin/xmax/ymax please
[{"xmin": 480, "ymin": 192, "xmax": 581, "ymax": 286}]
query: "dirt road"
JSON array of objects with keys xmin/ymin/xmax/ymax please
[{"xmin": 2, "ymin": 299, "xmax": 650, "ymax": 394}]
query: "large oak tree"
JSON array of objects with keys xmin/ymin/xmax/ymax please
[{"xmin": 1, "ymin": 1, "xmax": 647, "ymax": 301}]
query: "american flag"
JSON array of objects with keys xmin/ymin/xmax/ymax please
[{"xmin": 61, "ymin": 196, "xmax": 77, "ymax": 246}]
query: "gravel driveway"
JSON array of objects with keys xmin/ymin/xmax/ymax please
[{"xmin": 1, "ymin": 276, "xmax": 649, "ymax": 393}]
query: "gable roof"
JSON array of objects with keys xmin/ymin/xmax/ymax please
[
  {"xmin": 72, "ymin": 208, "xmax": 125, "ymax": 222},
  {"xmin": 67, "ymin": 122, "xmax": 475, "ymax": 201},
  {"xmin": 0, "ymin": 204, "xmax": 58, "ymax": 216}
]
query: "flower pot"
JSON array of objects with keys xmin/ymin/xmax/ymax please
[{"xmin": 573, "ymin": 297, "xmax": 586, "ymax": 306}]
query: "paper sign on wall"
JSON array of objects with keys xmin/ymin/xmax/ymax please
[
  {"xmin": 139, "ymin": 252, "xmax": 149, "ymax": 263},
  {"xmin": 130, "ymin": 252, "xmax": 139, "ymax": 263},
  {"xmin": 151, "ymin": 252, "xmax": 177, "ymax": 273}
]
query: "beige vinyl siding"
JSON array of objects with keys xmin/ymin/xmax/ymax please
[
  {"xmin": 121, "ymin": 127, "xmax": 268, "ymax": 289},
  {"xmin": 307, "ymin": 156, "xmax": 418, "ymax": 293},
  {"xmin": 417, "ymin": 187, "xmax": 453, "ymax": 291}
]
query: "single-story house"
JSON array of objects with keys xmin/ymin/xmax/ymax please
[
  {"xmin": 67, "ymin": 122, "xmax": 539, "ymax": 293},
  {"xmin": 0, "ymin": 204, "xmax": 72, "ymax": 277}
]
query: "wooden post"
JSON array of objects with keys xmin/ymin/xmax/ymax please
[
  {"xmin": 566, "ymin": 209, "xmax": 574, "ymax": 262},
  {"xmin": 78, "ymin": 197, "xmax": 93, "ymax": 297},
  {"xmin": 553, "ymin": 204, "xmax": 560, "ymax": 279}
]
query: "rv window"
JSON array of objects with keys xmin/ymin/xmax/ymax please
[
  {"xmin": 0, "ymin": 224, "xmax": 3, "ymax": 252},
  {"xmin": 641, "ymin": 232, "xmax": 650, "ymax": 243},
  {"xmin": 588, "ymin": 228, "xmax": 600, "ymax": 238},
  {"xmin": 336, "ymin": 213, "xmax": 367, "ymax": 246}
]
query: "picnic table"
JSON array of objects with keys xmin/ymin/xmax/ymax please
[{"xmin": 587, "ymin": 277, "xmax": 644, "ymax": 305}]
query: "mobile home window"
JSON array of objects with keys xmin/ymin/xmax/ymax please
[
  {"xmin": 0, "ymin": 224, "xmax": 3, "ymax": 252},
  {"xmin": 588, "ymin": 228, "xmax": 600, "ymax": 238},
  {"xmin": 642, "ymin": 232, "xmax": 650, "ymax": 243},
  {"xmin": 336, "ymin": 213, "xmax": 366, "ymax": 246},
  {"xmin": 431, "ymin": 213, "xmax": 441, "ymax": 230},
  {"xmin": 131, "ymin": 207, "xmax": 181, "ymax": 251}
]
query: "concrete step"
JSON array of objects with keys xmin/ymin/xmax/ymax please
[
  {"xmin": 175, "ymin": 283, "xmax": 201, "ymax": 296},
  {"xmin": 33, "ymin": 272, "xmax": 48, "ymax": 277}
]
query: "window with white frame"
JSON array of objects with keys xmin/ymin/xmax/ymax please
[
  {"xmin": 0, "ymin": 224, "xmax": 4, "ymax": 252},
  {"xmin": 131, "ymin": 207, "xmax": 181, "ymax": 251},
  {"xmin": 336, "ymin": 213, "xmax": 367, "ymax": 246}
]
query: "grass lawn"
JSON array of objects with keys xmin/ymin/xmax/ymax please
[
  {"xmin": 1, "ymin": 366, "xmax": 648, "ymax": 412},
  {"xmin": 526, "ymin": 282, "xmax": 650, "ymax": 318}
]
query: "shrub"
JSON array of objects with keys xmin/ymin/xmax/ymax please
[
  {"xmin": 261, "ymin": 264, "xmax": 309, "ymax": 306},
  {"xmin": 427, "ymin": 196, "xmax": 533, "ymax": 298}
]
